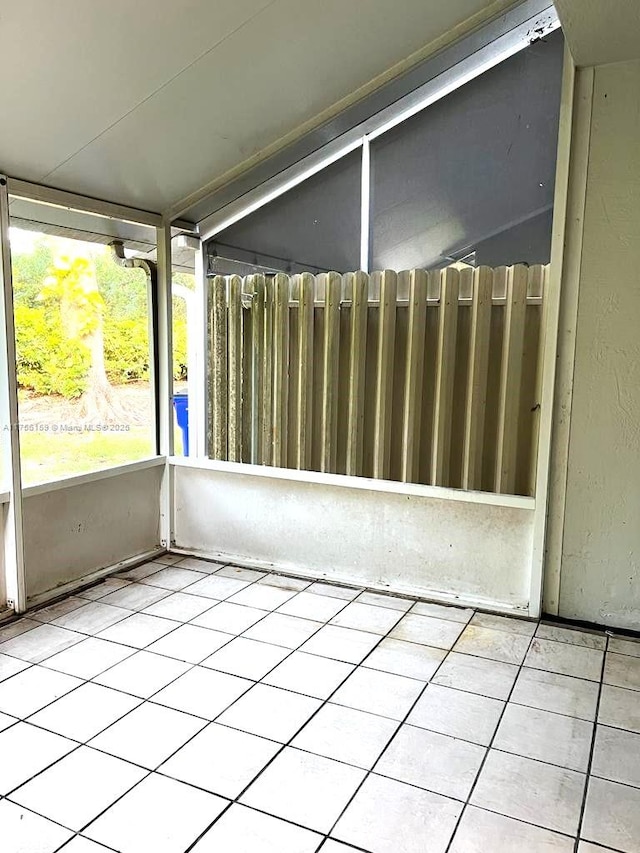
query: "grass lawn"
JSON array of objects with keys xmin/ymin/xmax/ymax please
[{"xmin": 19, "ymin": 428, "xmax": 156, "ymax": 485}]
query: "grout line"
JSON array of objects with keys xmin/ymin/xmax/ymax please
[
  {"xmin": 2, "ymin": 576, "xmax": 364, "ymax": 852},
  {"xmin": 322, "ymin": 621, "xmax": 473, "ymax": 844},
  {"xmin": 573, "ymin": 634, "xmax": 609, "ymax": 853},
  {"xmin": 2, "ymin": 565, "xmax": 638, "ymax": 852},
  {"xmin": 443, "ymin": 627, "xmax": 545, "ymax": 851}
]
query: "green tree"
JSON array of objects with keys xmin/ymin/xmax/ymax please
[{"xmin": 40, "ymin": 252, "xmax": 126, "ymax": 422}]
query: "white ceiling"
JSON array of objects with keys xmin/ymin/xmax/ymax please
[
  {"xmin": 1, "ymin": 0, "xmax": 516, "ymax": 218},
  {"xmin": 554, "ymin": 0, "xmax": 640, "ymax": 66}
]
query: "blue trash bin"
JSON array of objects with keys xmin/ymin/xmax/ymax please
[{"xmin": 173, "ymin": 394, "xmax": 189, "ymax": 456}]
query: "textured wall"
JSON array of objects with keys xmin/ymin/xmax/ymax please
[{"xmin": 558, "ymin": 59, "xmax": 640, "ymax": 629}]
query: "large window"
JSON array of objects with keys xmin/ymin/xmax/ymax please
[
  {"xmin": 199, "ymin": 29, "xmax": 564, "ymax": 497},
  {"xmin": 370, "ymin": 29, "xmax": 564, "ymax": 270},
  {"xmin": 9, "ymin": 227, "xmax": 156, "ymax": 484},
  {"xmin": 210, "ymin": 150, "xmax": 362, "ymax": 276}
]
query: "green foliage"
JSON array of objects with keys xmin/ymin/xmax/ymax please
[
  {"xmin": 15, "ymin": 304, "xmax": 91, "ymax": 398},
  {"xmin": 103, "ymin": 316, "xmax": 150, "ymax": 383},
  {"xmin": 12, "ymin": 233, "xmax": 191, "ymax": 396}
]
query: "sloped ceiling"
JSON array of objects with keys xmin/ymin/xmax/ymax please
[
  {"xmin": 554, "ymin": 0, "xmax": 640, "ymax": 66},
  {"xmin": 1, "ymin": 0, "xmax": 516, "ymax": 217}
]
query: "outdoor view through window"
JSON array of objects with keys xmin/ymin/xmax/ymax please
[{"xmin": 8, "ymin": 228, "xmax": 159, "ymax": 484}]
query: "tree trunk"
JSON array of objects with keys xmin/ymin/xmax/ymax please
[{"xmin": 77, "ymin": 324, "xmax": 127, "ymax": 424}]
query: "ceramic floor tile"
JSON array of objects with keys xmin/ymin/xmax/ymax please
[
  {"xmin": 58, "ymin": 838, "xmax": 116, "ymax": 852},
  {"xmin": 152, "ymin": 666, "xmax": 252, "ymax": 719},
  {"xmin": 470, "ymin": 749, "xmax": 585, "ymax": 835},
  {"xmin": 511, "ymin": 667, "xmax": 599, "ymax": 720},
  {"xmin": 469, "ymin": 612, "xmax": 537, "ymax": 636},
  {"xmin": 277, "ymin": 591, "xmax": 348, "ymax": 621},
  {"xmin": 389, "ymin": 613, "xmax": 464, "ymax": 649},
  {"xmin": 159, "ymin": 722, "xmax": 280, "ymax": 797},
  {"xmin": 52, "ymin": 602, "xmax": 130, "ymax": 634},
  {"xmin": 191, "ymin": 601, "xmax": 268, "ymax": 634},
  {"xmin": 31, "ymin": 596, "xmax": 87, "ymax": 623},
  {"xmin": 577, "ymin": 843, "xmax": 613, "ymax": 853},
  {"xmin": 93, "ymin": 649, "xmax": 191, "ymax": 698},
  {"xmin": 0, "ymin": 799, "xmax": 73, "ymax": 853},
  {"xmin": 449, "ymin": 805, "xmax": 575, "ymax": 852},
  {"xmin": 41, "ymin": 636, "xmax": 134, "ymax": 680},
  {"xmin": 608, "ymin": 636, "xmax": 640, "ymax": 657},
  {"xmin": 300, "ymin": 624, "xmax": 380, "ymax": 664},
  {"xmin": 355, "ymin": 591, "xmax": 414, "ymax": 612},
  {"xmin": 217, "ymin": 683, "xmax": 321, "ymax": 742},
  {"xmin": 28, "ymin": 682, "xmax": 141, "ymax": 741},
  {"xmin": 84, "ymin": 772, "xmax": 227, "ymax": 853},
  {"xmin": 241, "ymin": 747, "xmax": 365, "ymax": 833},
  {"xmin": 333, "ymin": 773, "xmax": 462, "ymax": 853},
  {"xmin": 0, "ymin": 652, "xmax": 30, "ymax": 682},
  {"xmin": 201, "ymin": 636, "xmax": 290, "ymax": 680},
  {"xmin": 331, "ymin": 602, "xmax": 403, "ymax": 634},
  {"xmin": 243, "ymin": 612, "xmax": 323, "ymax": 648},
  {"xmin": 581, "ymin": 776, "xmax": 640, "ymax": 853},
  {"xmin": 494, "ymin": 703, "xmax": 593, "ymax": 771},
  {"xmin": 408, "ymin": 683, "xmax": 504, "ymax": 746},
  {"xmin": 229, "ymin": 583, "xmax": 299, "ymax": 611},
  {"xmin": 364, "ymin": 637, "xmax": 446, "ymax": 680},
  {"xmin": 0, "ymin": 665, "xmax": 82, "ymax": 717},
  {"xmin": 77, "ymin": 577, "xmax": 132, "ymax": 601},
  {"xmin": 603, "ymin": 651, "xmax": 640, "ymax": 691},
  {"xmin": 591, "ymin": 725, "xmax": 640, "ymax": 787},
  {"xmin": 263, "ymin": 651, "xmax": 353, "ymax": 699},
  {"xmin": 98, "ymin": 583, "xmax": 170, "ymax": 611},
  {"xmin": 306, "ymin": 581, "xmax": 360, "ymax": 600},
  {"xmin": 0, "ymin": 709, "xmax": 17, "ymax": 732},
  {"xmin": 139, "ymin": 566, "xmax": 207, "ymax": 591},
  {"xmin": 142, "ymin": 591, "xmax": 214, "ymax": 621},
  {"xmin": 115, "ymin": 560, "xmax": 166, "ymax": 580},
  {"xmin": 12, "ymin": 746, "xmax": 146, "ymax": 831},
  {"xmin": 0, "ymin": 721, "xmax": 76, "ymax": 794},
  {"xmin": 190, "ymin": 803, "xmax": 322, "ymax": 853},
  {"xmin": 376, "ymin": 723, "xmax": 485, "ymax": 800},
  {"xmin": 176, "ymin": 556, "xmax": 224, "ymax": 572},
  {"xmin": 320, "ymin": 842, "xmax": 359, "ymax": 852},
  {"xmin": 292, "ymin": 702, "xmax": 398, "ymax": 769},
  {"xmin": 145, "ymin": 624, "xmax": 231, "ymax": 663},
  {"xmin": 89, "ymin": 701, "xmax": 206, "ymax": 768},
  {"xmin": 0, "ymin": 623, "xmax": 84, "ymax": 663},
  {"xmin": 0, "ymin": 618, "xmax": 40, "ymax": 642},
  {"xmin": 97, "ymin": 613, "xmax": 180, "ymax": 648},
  {"xmin": 598, "ymin": 683, "xmax": 640, "ymax": 733},
  {"xmin": 156, "ymin": 553, "xmax": 184, "ymax": 564},
  {"xmin": 525, "ymin": 638, "xmax": 604, "ymax": 681},
  {"xmin": 536, "ymin": 623, "xmax": 606, "ymax": 649},
  {"xmin": 331, "ymin": 666, "xmax": 424, "ymax": 720},
  {"xmin": 454, "ymin": 625, "xmax": 531, "ymax": 664},
  {"xmin": 216, "ymin": 565, "xmax": 268, "ymax": 582},
  {"xmin": 431, "ymin": 652, "xmax": 519, "ymax": 700},
  {"xmin": 411, "ymin": 601, "xmax": 473, "ymax": 623},
  {"xmin": 185, "ymin": 575, "xmax": 251, "ymax": 600},
  {"xmin": 257, "ymin": 574, "xmax": 311, "ymax": 592}
]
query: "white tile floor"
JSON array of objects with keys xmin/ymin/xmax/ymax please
[{"xmin": 0, "ymin": 555, "xmax": 639, "ymax": 853}]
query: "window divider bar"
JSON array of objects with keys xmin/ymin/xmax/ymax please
[
  {"xmin": 360, "ymin": 137, "xmax": 371, "ymax": 273},
  {"xmin": 0, "ymin": 175, "xmax": 26, "ymax": 613}
]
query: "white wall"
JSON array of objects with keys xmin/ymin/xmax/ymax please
[
  {"xmin": 23, "ymin": 462, "xmax": 163, "ymax": 602},
  {"xmin": 173, "ymin": 462, "xmax": 536, "ymax": 613},
  {"xmin": 554, "ymin": 59, "xmax": 640, "ymax": 629},
  {"xmin": 0, "ymin": 504, "xmax": 6, "ymax": 610}
]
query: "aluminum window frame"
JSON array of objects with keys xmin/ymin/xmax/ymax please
[{"xmin": 194, "ymin": 1, "xmax": 560, "ymax": 249}]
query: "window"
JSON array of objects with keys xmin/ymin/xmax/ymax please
[
  {"xmin": 9, "ymin": 226, "xmax": 156, "ymax": 484},
  {"xmin": 371, "ymin": 30, "xmax": 564, "ymax": 270}
]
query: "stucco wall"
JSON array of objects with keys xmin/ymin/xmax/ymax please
[{"xmin": 557, "ymin": 59, "xmax": 640, "ymax": 629}]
